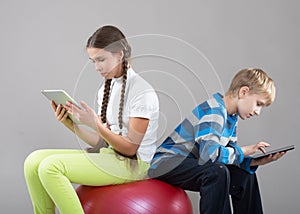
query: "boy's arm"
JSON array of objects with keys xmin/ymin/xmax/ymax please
[
  {"xmin": 193, "ymin": 99, "xmax": 244, "ymax": 167},
  {"xmin": 198, "ymin": 137, "xmax": 244, "ymax": 165},
  {"xmin": 224, "ymin": 141, "xmax": 259, "ymax": 174},
  {"xmin": 196, "ymin": 123, "xmax": 257, "ymax": 174},
  {"xmin": 196, "ymin": 120, "xmax": 244, "ymax": 166},
  {"xmin": 195, "ymin": 107, "xmax": 245, "ymax": 164},
  {"xmin": 200, "ymin": 138, "xmax": 258, "ymax": 174},
  {"xmin": 239, "ymin": 156, "xmax": 258, "ymax": 174}
]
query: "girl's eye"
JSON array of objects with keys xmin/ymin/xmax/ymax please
[
  {"xmin": 90, "ymin": 58, "xmax": 105, "ymax": 63},
  {"xmin": 95, "ymin": 58, "xmax": 105, "ymax": 62}
]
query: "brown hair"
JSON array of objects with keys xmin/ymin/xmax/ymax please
[
  {"xmin": 87, "ymin": 25, "xmax": 131, "ymax": 133},
  {"xmin": 226, "ymin": 68, "xmax": 276, "ymax": 106},
  {"xmin": 87, "ymin": 26, "xmax": 137, "ymax": 170}
]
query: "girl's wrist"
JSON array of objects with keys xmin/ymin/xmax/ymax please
[
  {"xmin": 72, "ymin": 122, "xmax": 80, "ymax": 130},
  {"xmin": 95, "ymin": 120, "xmax": 104, "ymax": 133}
]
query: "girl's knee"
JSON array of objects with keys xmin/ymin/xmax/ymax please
[
  {"xmin": 38, "ymin": 155, "xmax": 65, "ymax": 180},
  {"xmin": 24, "ymin": 150, "xmax": 46, "ymax": 172}
]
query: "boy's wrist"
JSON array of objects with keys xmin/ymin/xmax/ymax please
[{"xmin": 250, "ymin": 158, "xmax": 257, "ymax": 166}]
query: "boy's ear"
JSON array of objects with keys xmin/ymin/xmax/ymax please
[{"xmin": 238, "ymin": 86, "xmax": 250, "ymax": 98}]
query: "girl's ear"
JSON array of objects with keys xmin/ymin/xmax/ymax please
[
  {"xmin": 238, "ymin": 86, "xmax": 250, "ymax": 98},
  {"xmin": 119, "ymin": 50, "xmax": 124, "ymax": 61},
  {"xmin": 114, "ymin": 50, "xmax": 124, "ymax": 63}
]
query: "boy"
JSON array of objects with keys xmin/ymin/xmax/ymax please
[{"xmin": 148, "ymin": 68, "xmax": 286, "ymax": 214}]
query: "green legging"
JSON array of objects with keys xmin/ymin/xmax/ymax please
[{"xmin": 24, "ymin": 148, "xmax": 149, "ymax": 214}]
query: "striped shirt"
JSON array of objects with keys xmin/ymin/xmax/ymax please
[{"xmin": 150, "ymin": 93, "xmax": 256, "ymax": 174}]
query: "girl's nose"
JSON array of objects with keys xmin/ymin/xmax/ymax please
[{"xmin": 95, "ymin": 63, "xmax": 102, "ymax": 71}]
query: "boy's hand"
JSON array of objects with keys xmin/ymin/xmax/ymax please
[
  {"xmin": 250, "ymin": 152, "xmax": 286, "ymax": 166},
  {"xmin": 241, "ymin": 141, "xmax": 270, "ymax": 157}
]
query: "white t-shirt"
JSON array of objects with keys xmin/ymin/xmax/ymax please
[{"xmin": 97, "ymin": 68, "xmax": 159, "ymax": 163}]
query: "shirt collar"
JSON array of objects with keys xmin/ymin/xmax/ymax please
[
  {"xmin": 112, "ymin": 67, "xmax": 133, "ymax": 83},
  {"xmin": 213, "ymin": 92, "xmax": 238, "ymax": 121}
]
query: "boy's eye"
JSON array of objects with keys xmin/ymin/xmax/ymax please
[{"xmin": 257, "ymin": 102, "xmax": 264, "ymax": 107}]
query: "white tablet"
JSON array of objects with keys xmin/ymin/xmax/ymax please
[
  {"xmin": 252, "ymin": 145, "xmax": 295, "ymax": 160},
  {"xmin": 41, "ymin": 89, "xmax": 81, "ymax": 123}
]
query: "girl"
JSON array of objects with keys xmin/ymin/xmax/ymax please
[{"xmin": 24, "ymin": 25, "xmax": 159, "ymax": 214}]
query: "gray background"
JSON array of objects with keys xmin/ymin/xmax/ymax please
[{"xmin": 1, "ymin": 0, "xmax": 299, "ymax": 213}]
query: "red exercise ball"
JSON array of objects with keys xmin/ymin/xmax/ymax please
[{"xmin": 76, "ymin": 179, "xmax": 193, "ymax": 214}]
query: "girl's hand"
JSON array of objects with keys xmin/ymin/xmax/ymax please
[
  {"xmin": 65, "ymin": 100, "xmax": 100, "ymax": 129},
  {"xmin": 250, "ymin": 151, "xmax": 286, "ymax": 166},
  {"xmin": 51, "ymin": 100, "xmax": 73, "ymax": 127},
  {"xmin": 241, "ymin": 141, "xmax": 270, "ymax": 157}
]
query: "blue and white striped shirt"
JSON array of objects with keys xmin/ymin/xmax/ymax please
[{"xmin": 150, "ymin": 93, "xmax": 256, "ymax": 174}]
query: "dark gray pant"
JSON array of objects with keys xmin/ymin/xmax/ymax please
[{"xmin": 148, "ymin": 157, "xmax": 263, "ymax": 214}]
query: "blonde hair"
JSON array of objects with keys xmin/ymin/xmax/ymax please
[{"xmin": 226, "ymin": 68, "xmax": 276, "ymax": 106}]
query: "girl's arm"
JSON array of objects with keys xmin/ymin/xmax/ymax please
[
  {"xmin": 95, "ymin": 117, "xmax": 149, "ymax": 157},
  {"xmin": 51, "ymin": 100, "xmax": 102, "ymax": 147},
  {"xmin": 65, "ymin": 101, "xmax": 149, "ymax": 157}
]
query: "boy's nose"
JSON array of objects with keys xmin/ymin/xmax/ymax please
[{"xmin": 254, "ymin": 109, "xmax": 261, "ymax": 116}]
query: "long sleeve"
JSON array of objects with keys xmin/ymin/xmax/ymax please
[{"xmin": 194, "ymin": 113, "xmax": 244, "ymax": 165}]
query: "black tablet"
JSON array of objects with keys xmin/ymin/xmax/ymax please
[{"xmin": 252, "ymin": 145, "xmax": 295, "ymax": 159}]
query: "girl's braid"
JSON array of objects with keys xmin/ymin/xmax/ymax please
[
  {"xmin": 118, "ymin": 60, "xmax": 128, "ymax": 135},
  {"xmin": 100, "ymin": 79, "xmax": 112, "ymax": 124}
]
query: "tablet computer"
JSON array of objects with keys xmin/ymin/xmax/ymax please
[
  {"xmin": 252, "ymin": 145, "xmax": 295, "ymax": 159},
  {"xmin": 41, "ymin": 89, "xmax": 81, "ymax": 123}
]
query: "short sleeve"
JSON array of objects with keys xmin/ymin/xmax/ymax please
[{"xmin": 129, "ymin": 89, "xmax": 159, "ymax": 119}]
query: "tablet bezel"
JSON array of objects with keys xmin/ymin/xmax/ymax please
[
  {"xmin": 41, "ymin": 89, "xmax": 81, "ymax": 123},
  {"xmin": 252, "ymin": 145, "xmax": 295, "ymax": 159}
]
